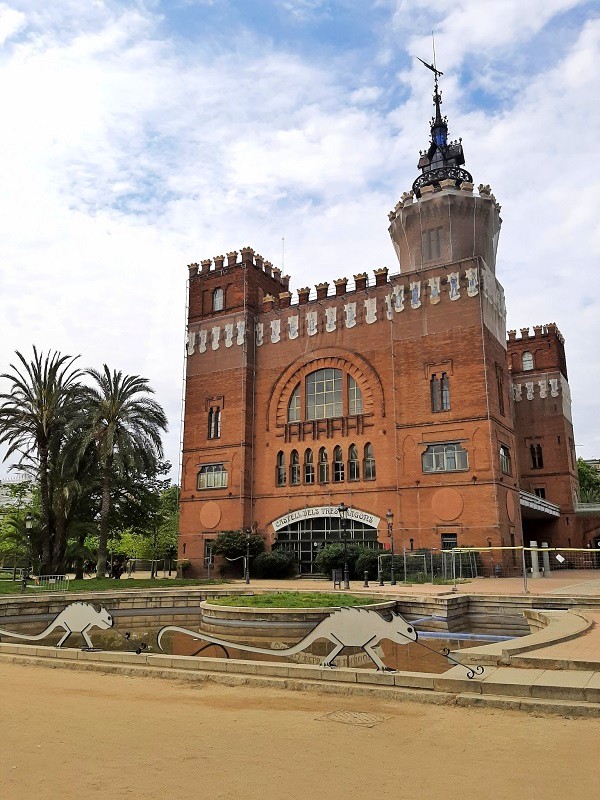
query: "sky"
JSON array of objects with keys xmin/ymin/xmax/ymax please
[{"xmin": 0, "ymin": 0, "xmax": 598, "ymax": 481}]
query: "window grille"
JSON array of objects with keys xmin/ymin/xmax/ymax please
[
  {"xmin": 363, "ymin": 442, "xmax": 376, "ymax": 480},
  {"xmin": 208, "ymin": 407, "xmax": 221, "ymax": 439},
  {"xmin": 213, "ymin": 287, "xmax": 224, "ymax": 312},
  {"xmin": 522, "ymin": 351, "xmax": 534, "ymax": 371},
  {"xmin": 276, "ymin": 451, "xmax": 286, "ymax": 486},
  {"xmin": 348, "ymin": 444, "xmax": 360, "ymax": 481},
  {"xmin": 290, "ymin": 450, "xmax": 300, "ymax": 486},
  {"xmin": 318, "ymin": 447, "xmax": 329, "ymax": 484},
  {"xmin": 287, "ymin": 384, "xmax": 301, "ymax": 422},
  {"xmin": 500, "ymin": 445, "xmax": 512, "ymax": 475},
  {"xmin": 197, "ymin": 464, "xmax": 228, "ymax": 490},
  {"xmin": 333, "ymin": 446, "xmax": 344, "ymax": 482},
  {"xmin": 307, "ymin": 369, "xmax": 343, "ymax": 421},
  {"xmin": 348, "ymin": 376, "xmax": 363, "ymax": 415},
  {"xmin": 304, "ymin": 449, "xmax": 314, "ymax": 485}
]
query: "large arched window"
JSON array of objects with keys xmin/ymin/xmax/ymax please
[
  {"xmin": 348, "ymin": 444, "xmax": 360, "ymax": 481},
  {"xmin": 333, "ymin": 446, "xmax": 344, "ymax": 482},
  {"xmin": 276, "ymin": 451, "xmax": 286, "ymax": 487},
  {"xmin": 304, "ymin": 449, "xmax": 314, "ymax": 485},
  {"xmin": 213, "ymin": 287, "xmax": 224, "ymax": 312},
  {"xmin": 522, "ymin": 351, "xmax": 534, "ymax": 371},
  {"xmin": 363, "ymin": 443, "xmax": 376, "ymax": 480},
  {"xmin": 290, "ymin": 450, "xmax": 300, "ymax": 485},
  {"xmin": 287, "ymin": 368, "xmax": 365, "ymax": 422},
  {"xmin": 318, "ymin": 447, "xmax": 329, "ymax": 484}
]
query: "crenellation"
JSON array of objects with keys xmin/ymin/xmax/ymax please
[
  {"xmin": 255, "ymin": 253, "xmax": 264, "ymax": 270},
  {"xmin": 278, "ymin": 291, "xmax": 291, "ymax": 309},
  {"xmin": 354, "ymin": 272, "xmax": 368, "ymax": 291},
  {"xmin": 298, "ymin": 287, "xmax": 310, "ymax": 305},
  {"xmin": 520, "ymin": 327, "xmax": 531, "ymax": 339},
  {"xmin": 373, "ymin": 267, "xmax": 388, "ymax": 286},
  {"xmin": 281, "ymin": 274, "xmax": 290, "ymax": 290},
  {"xmin": 214, "ymin": 255, "xmax": 225, "ymax": 270},
  {"xmin": 188, "ymin": 262, "xmax": 199, "ymax": 277},
  {"xmin": 226, "ymin": 251, "xmax": 238, "ymax": 267},
  {"xmin": 263, "ymin": 294, "xmax": 276, "ymax": 312},
  {"xmin": 334, "ymin": 277, "xmax": 348, "ymax": 296},
  {"xmin": 315, "ymin": 282, "xmax": 329, "ymax": 300},
  {"xmin": 263, "ymin": 260, "xmax": 273, "ymax": 276},
  {"xmin": 200, "ymin": 258, "xmax": 212, "ymax": 273}
]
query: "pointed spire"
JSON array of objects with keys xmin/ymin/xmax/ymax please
[{"xmin": 412, "ymin": 59, "xmax": 472, "ymax": 197}]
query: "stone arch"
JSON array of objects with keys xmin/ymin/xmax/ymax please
[{"xmin": 267, "ymin": 347, "xmax": 386, "ymax": 431}]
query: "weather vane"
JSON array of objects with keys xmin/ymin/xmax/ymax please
[{"xmin": 416, "ymin": 34, "xmax": 443, "ymax": 85}]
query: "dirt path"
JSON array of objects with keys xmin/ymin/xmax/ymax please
[{"xmin": 1, "ymin": 662, "xmax": 598, "ymax": 800}]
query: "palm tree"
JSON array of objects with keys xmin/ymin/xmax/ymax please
[
  {"xmin": 0, "ymin": 348, "xmax": 82, "ymax": 572},
  {"xmin": 76, "ymin": 366, "xmax": 167, "ymax": 578}
]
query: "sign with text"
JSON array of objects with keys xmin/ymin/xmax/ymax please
[{"xmin": 271, "ymin": 506, "xmax": 381, "ymax": 532}]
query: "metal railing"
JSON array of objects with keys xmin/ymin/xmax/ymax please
[{"xmin": 31, "ymin": 574, "xmax": 70, "ymax": 592}]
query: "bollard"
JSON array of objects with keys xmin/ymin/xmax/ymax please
[{"xmin": 364, "ymin": 570, "xmax": 369, "ymax": 588}]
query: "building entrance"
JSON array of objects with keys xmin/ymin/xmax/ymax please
[{"xmin": 274, "ymin": 516, "xmax": 380, "ymax": 574}]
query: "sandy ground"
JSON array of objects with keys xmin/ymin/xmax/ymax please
[{"xmin": 1, "ymin": 663, "xmax": 599, "ymax": 800}]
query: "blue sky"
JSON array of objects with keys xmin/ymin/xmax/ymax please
[{"xmin": 0, "ymin": 0, "xmax": 598, "ymax": 477}]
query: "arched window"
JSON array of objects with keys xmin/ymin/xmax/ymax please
[
  {"xmin": 304, "ymin": 449, "xmax": 314, "ymax": 485},
  {"xmin": 333, "ymin": 446, "xmax": 344, "ymax": 482},
  {"xmin": 500, "ymin": 444, "xmax": 512, "ymax": 475},
  {"xmin": 208, "ymin": 407, "xmax": 221, "ymax": 439},
  {"xmin": 348, "ymin": 444, "xmax": 360, "ymax": 481},
  {"xmin": 522, "ymin": 351, "xmax": 534, "ymax": 371},
  {"xmin": 348, "ymin": 376, "xmax": 363, "ymax": 415},
  {"xmin": 213, "ymin": 287, "xmax": 224, "ymax": 312},
  {"xmin": 306, "ymin": 369, "xmax": 343, "ymax": 420},
  {"xmin": 197, "ymin": 464, "xmax": 227, "ymax": 490},
  {"xmin": 318, "ymin": 447, "xmax": 329, "ymax": 484},
  {"xmin": 290, "ymin": 450, "xmax": 300, "ymax": 485},
  {"xmin": 287, "ymin": 384, "xmax": 301, "ymax": 423},
  {"xmin": 363, "ymin": 443, "xmax": 376, "ymax": 480},
  {"xmin": 530, "ymin": 444, "xmax": 544, "ymax": 469},
  {"xmin": 276, "ymin": 451, "xmax": 286, "ymax": 486}
]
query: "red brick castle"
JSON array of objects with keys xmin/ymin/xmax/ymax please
[{"xmin": 178, "ymin": 73, "xmax": 590, "ymax": 576}]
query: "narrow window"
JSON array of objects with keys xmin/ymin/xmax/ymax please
[
  {"xmin": 430, "ymin": 374, "xmax": 440, "ymax": 413},
  {"xmin": 441, "ymin": 373, "xmax": 450, "ymax": 411},
  {"xmin": 496, "ymin": 366, "xmax": 505, "ymax": 416},
  {"xmin": 204, "ymin": 540, "xmax": 214, "ymax": 567},
  {"xmin": 276, "ymin": 451, "xmax": 286, "ymax": 487},
  {"xmin": 290, "ymin": 450, "xmax": 300, "ymax": 486},
  {"xmin": 500, "ymin": 445, "xmax": 512, "ymax": 476},
  {"xmin": 213, "ymin": 287, "xmax": 224, "ymax": 312},
  {"xmin": 522, "ymin": 351, "xmax": 534, "ymax": 371},
  {"xmin": 318, "ymin": 447, "xmax": 329, "ymax": 484},
  {"xmin": 333, "ymin": 446, "xmax": 344, "ymax": 483},
  {"xmin": 348, "ymin": 444, "xmax": 360, "ymax": 481},
  {"xmin": 534, "ymin": 487, "xmax": 546, "ymax": 499},
  {"xmin": 409, "ymin": 538, "xmax": 414, "ymax": 551},
  {"xmin": 287, "ymin": 384, "xmax": 301, "ymax": 423},
  {"xmin": 304, "ymin": 449, "xmax": 314, "ymax": 485},
  {"xmin": 348, "ymin": 376, "xmax": 363, "ymax": 416},
  {"xmin": 363, "ymin": 442, "xmax": 376, "ymax": 480},
  {"xmin": 208, "ymin": 407, "xmax": 221, "ymax": 440},
  {"xmin": 530, "ymin": 444, "xmax": 544, "ymax": 469}
]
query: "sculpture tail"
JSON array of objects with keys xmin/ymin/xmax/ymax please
[
  {"xmin": 0, "ymin": 625, "xmax": 50, "ymax": 641},
  {"xmin": 157, "ymin": 625, "xmax": 311, "ymax": 657}
]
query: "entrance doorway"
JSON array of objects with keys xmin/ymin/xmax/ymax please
[{"xmin": 274, "ymin": 516, "xmax": 379, "ymax": 574}]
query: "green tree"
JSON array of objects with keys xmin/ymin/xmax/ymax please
[
  {"xmin": 577, "ymin": 459, "xmax": 600, "ymax": 502},
  {"xmin": 0, "ymin": 348, "xmax": 82, "ymax": 572},
  {"xmin": 212, "ymin": 530, "xmax": 264, "ymax": 561},
  {"xmin": 75, "ymin": 366, "xmax": 168, "ymax": 578}
]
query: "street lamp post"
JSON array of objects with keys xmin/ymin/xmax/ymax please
[
  {"xmin": 20, "ymin": 514, "xmax": 34, "ymax": 594},
  {"xmin": 386, "ymin": 509, "xmax": 396, "ymax": 586},
  {"xmin": 245, "ymin": 528, "xmax": 251, "ymax": 584},
  {"xmin": 338, "ymin": 502, "xmax": 350, "ymax": 590}
]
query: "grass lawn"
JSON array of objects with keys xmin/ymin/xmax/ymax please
[
  {"xmin": 0, "ymin": 577, "xmax": 228, "ymax": 595},
  {"xmin": 210, "ymin": 591, "xmax": 381, "ymax": 608}
]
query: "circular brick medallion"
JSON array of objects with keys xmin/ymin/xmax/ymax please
[
  {"xmin": 200, "ymin": 501, "xmax": 221, "ymax": 529},
  {"xmin": 431, "ymin": 488, "xmax": 464, "ymax": 521}
]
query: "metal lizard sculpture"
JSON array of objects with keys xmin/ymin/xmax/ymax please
[
  {"xmin": 0, "ymin": 602, "xmax": 113, "ymax": 648},
  {"xmin": 158, "ymin": 607, "xmax": 418, "ymax": 671}
]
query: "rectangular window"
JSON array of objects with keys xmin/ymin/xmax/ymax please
[
  {"xmin": 500, "ymin": 445, "xmax": 512, "ymax": 476},
  {"xmin": 530, "ymin": 444, "xmax": 544, "ymax": 469},
  {"xmin": 318, "ymin": 462, "xmax": 329, "ymax": 484},
  {"xmin": 208, "ymin": 407, "xmax": 221, "ymax": 440},
  {"xmin": 422, "ymin": 443, "xmax": 468, "ymax": 473},
  {"xmin": 204, "ymin": 540, "xmax": 214, "ymax": 566},
  {"xmin": 333, "ymin": 462, "xmax": 344, "ymax": 482},
  {"xmin": 441, "ymin": 533, "xmax": 458, "ymax": 550},
  {"xmin": 306, "ymin": 369, "xmax": 343, "ymax": 421},
  {"xmin": 348, "ymin": 377, "xmax": 363, "ymax": 415},
  {"xmin": 441, "ymin": 373, "xmax": 450, "ymax": 411},
  {"xmin": 348, "ymin": 459, "xmax": 360, "ymax": 481},
  {"xmin": 304, "ymin": 463, "xmax": 314, "ymax": 485},
  {"xmin": 496, "ymin": 366, "xmax": 505, "ymax": 416},
  {"xmin": 197, "ymin": 464, "xmax": 228, "ymax": 490},
  {"xmin": 534, "ymin": 487, "xmax": 546, "ymax": 499},
  {"xmin": 290, "ymin": 464, "xmax": 301, "ymax": 486}
]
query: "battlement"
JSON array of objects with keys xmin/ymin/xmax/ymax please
[
  {"xmin": 507, "ymin": 323, "xmax": 564, "ymax": 344},
  {"xmin": 187, "ymin": 247, "xmax": 290, "ymax": 291},
  {"xmin": 387, "ymin": 182, "xmax": 502, "ymax": 223}
]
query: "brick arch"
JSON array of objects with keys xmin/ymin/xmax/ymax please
[{"xmin": 267, "ymin": 347, "xmax": 385, "ymax": 431}]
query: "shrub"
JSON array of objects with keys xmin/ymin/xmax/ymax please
[
  {"xmin": 252, "ymin": 551, "xmax": 297, "ymax": 579},
  {"xmin": 315, "ymin": 544, "xmax": 382, "ymax": 579},
  {"xmin": 355, "ymin": 550, "xmax": 380, "ymax": 580},
  {"xmin": 211, "ymin": 530, "xmax": 265, "ymax": 560}
]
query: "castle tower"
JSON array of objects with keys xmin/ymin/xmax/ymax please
[
  {"xmin": 179, "ymin": 249, "xmax": 289, "ymax": 569},
  {"xmin": 507, "ymin": 324, "xmax": 579, "ymax": 546}
]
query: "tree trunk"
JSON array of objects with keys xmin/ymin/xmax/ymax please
[
  {"xmin": 96, "ymin": 464, "xmax": 112, "ymax": 579},
  {"xmin": 52, "ymin": 516, "xmax": 67, "ymax": 574},
  {"xmin": 38, "ymin": 441, "xmax": 52, "ymax": 574}
]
